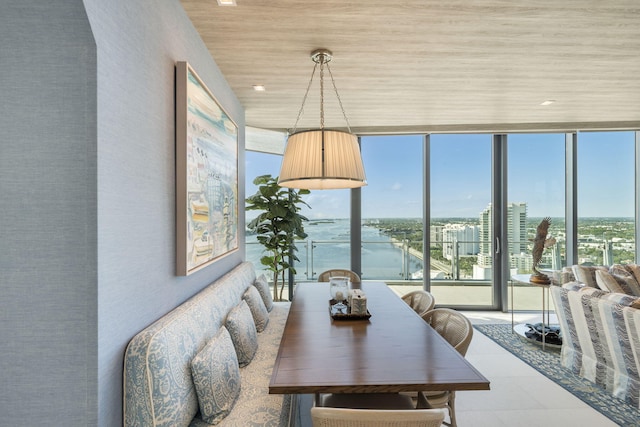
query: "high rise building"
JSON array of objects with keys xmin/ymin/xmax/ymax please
[
  {"xmin": 508, "ymin": 202, "xmax": 528, "ymax": 254},
  {"xmin": 476, "ymin": 202, "xmax": 528, "ymax": 274},
  {"xmin": 478, "ymin": 205, "xmax": 492, "ymax": 267},
  {"xmin": 442, "ymin": 224, "xmax": 479, "ymax": 260},
  {"xmin": 430, "ymin": 225, "xmax": 443, "ymax": 245}
]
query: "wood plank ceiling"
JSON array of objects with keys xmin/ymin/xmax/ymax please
[{"xmin": 181, "ymin": 0, "xmax": 640, "ymax": 134}]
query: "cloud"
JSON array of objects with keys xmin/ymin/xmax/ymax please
[
  {"xmin": 302, "ymin": 192, "xmax": 350, "ymax": 219},
  {"xmin": 390, "ymin": 182, "xmax": 402, "ymax": 191}
]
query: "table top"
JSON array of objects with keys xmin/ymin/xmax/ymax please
[
  {"xmin": 512, "ymin": 273, "xmax": 551, "ymax": 288},
  {"xmin": 268, "ymin": 281, "xmax": 490, "ymax": 395}
]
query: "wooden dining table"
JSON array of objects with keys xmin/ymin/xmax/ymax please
[{"xmin": 269, "ymin": 281, "xmax": 490, "ymax": 398}]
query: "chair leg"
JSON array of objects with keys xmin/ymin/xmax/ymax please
[
  {"xmin": 416, "ymin": 391, "xmax": 432, "ymax": 409},
  {"xmin": 420, "ymin": 391, "xmax": 456, "ymax": 427},
  {"xmin": 446, "ymin": 391, "xmax": 457, "ymax": 427}
]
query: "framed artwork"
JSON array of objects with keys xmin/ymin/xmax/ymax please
[{"xmin": 176, "ymin": 61, "xmax": 238, "ymax": 276}]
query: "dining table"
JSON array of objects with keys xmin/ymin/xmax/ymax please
[{"xmin": 268, "ymin": 281, "xmax": 490, "ymax": 401}]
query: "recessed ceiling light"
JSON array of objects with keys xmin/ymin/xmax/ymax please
[
  {"xmin": 217, "ymin": 0, "xmax": 236, "ymax": 6},
  {"xmin": 540, "ymin": 100, "xmax": 555, "ymax": 106},
  {"xmin": 252, "ymin": 85, "xmax": 266, "ymax": 92}
]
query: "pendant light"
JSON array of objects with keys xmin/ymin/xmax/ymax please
[{"xmin": 278, "ymin": 49, "xmax": 367, "ymax": 190}]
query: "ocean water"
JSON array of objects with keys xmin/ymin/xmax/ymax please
[{"xmin": 246, "ymin": 218, "xmax": 423, "ymax": 281}]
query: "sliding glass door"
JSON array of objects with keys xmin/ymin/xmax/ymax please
[
  {"xmin": 430, "ymin": 134, "xmax": 493, "ymax": 306},
  {"xmin": 507, "ymin": 133, "xmax": 565, "ymax": 310}
]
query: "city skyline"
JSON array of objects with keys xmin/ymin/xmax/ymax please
[{"xmin": 246, "ymin": 131, "xmax": 636, "ymax": 220}]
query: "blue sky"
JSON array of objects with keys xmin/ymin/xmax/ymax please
[{"xmin": 245, "ymin": 131, "xmax": 635, "ymax": 220}]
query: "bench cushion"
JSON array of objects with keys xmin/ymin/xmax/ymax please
[
  {"xmin": 190, "ymin": 302, "xmax": 292, "ymax": 426},
  {"xmin": 191, "ymin": 327, "xmax": 241, "ymax": 424}
]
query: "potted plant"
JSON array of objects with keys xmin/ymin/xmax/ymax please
[{"xmin": 246, "ymin": 174, "xmax": 310, "ymax": 301}]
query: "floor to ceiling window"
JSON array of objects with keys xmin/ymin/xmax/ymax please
[
  {"xmin": 507, "ymin": 133, "xmax": 566, "ymax": 310},
  {"xmin": 360, "ymin": 135, "xmax": 424, "ymax": 281},
  {"xmin": 577, "ymin": 131, "xmax": 636, "ymax": 265},
  {"xmin": 245, "ymin": 130, "xmax": 638, "ymax": 307},
  {"xmin": 430, "ymin": 134, "xmax": 493, "ymax": 306}
]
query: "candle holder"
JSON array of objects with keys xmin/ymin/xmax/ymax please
[{"xmin": 329, "ymin": 276, "xmax": 349, "ymax": 312}]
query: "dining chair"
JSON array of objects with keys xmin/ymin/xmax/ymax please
[
  {"xmin": 319, "ymin": 392, "xmax": 416, "ymax": 410},
  {"xmin": 401, "ymin": 290, "xmax": 435, "ymax": 317},
  {"xmin": 318, "ymin": 269, "xmax": 361, "ymax": 283},
  {"xmin": 417, "ymin": 308, "xmax": 474, "ymax": 427},
  {"xmin": 311, "ymin": 406, "xmax": 446, "ymax": 427}
]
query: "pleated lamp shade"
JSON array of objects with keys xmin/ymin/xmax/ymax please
[{"xmin": 278, "ymin": 129, "xmax": 367, "ymax": 190}]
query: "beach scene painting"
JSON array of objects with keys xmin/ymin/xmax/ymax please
[{"xmin": 176, "ymin": 62, "xmax": 238, "ymax": 275}]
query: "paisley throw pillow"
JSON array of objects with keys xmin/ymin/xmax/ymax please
[
  {"xmin": 225, "ymin": 301, "xmax": 258, "ymax": 367},
  {"xmin": 191, "ymin": 327, "xmax": 240, "ymax": 424}
]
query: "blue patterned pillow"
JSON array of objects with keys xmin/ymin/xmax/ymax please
[
  {"xmin": 254, "ymin": 274, "xmax": 274, "ymax": 312},
  {"xmin": 243, "ymin": 285, "xmax": 270, "ymax": 332},
  {"xmin": 225, "ymin": 301, "xmax": 258, "ymax": 367},
  {"xmin": 191, "ymin": 327, "xmax": 240, "ymax": 424}
]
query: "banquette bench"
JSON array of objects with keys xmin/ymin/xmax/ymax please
[{"xmin": 123, "ymin": 262, "xmax": 292, "ymax": 426}]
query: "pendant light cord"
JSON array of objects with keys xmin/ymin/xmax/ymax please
[
  {"xmin": 290, "ymin": 50, "xmax": 352, "ymax": 135},
  {"xmin": 291, "ymin": 63, "xmax": 318, "ymax": 135},
  {"xmin": 326, "ymin": 63, "xmax": 352, "ymax": 134},
  {"xmin": 319, "ymin": 59, "xmax": 325, "ymax": 130}
]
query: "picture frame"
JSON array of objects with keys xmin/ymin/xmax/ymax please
[{"xmin": 175, "ymin": 61, "xmax": 238, "ymax": 276}]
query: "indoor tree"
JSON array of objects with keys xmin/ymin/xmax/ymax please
[{"xmin": 245, "ymin": 174, "xmax": 310, "ymax": 301}]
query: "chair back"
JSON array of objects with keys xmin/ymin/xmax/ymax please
[
  {"xmin": 401, "ymin": 290, "xmax": 435, "ymax": 317},
  {"xmin": 421, "ymin": 308, "xmax": 473, "ymax": 356},
  {"xmin": 318, "ymin": 269, "xmax": 361, "ymax": 283},
  {"xmin": 311, "ymin": 407, "xmax": 446, "ymax": 427}
]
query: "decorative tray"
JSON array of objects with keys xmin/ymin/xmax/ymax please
[{"xmin": 329, "ymin": 299, "xmax": 371, "ymax": 320}]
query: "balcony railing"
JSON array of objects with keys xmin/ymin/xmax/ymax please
[
  {"xmin": 247, "ymin": 237, "xmax": 634, "ymax": 307},
  {"xmin": 247, "ymin": 237, "xmax": 634, "ymax": 281}
]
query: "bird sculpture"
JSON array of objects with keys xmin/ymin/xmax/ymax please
[{"xmin": 530, "ymin": 217, "xmax": 556, "ymax": 284}]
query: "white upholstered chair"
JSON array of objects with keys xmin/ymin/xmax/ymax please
[
  {"xmin": 310, "ymin": 406, "xmax": 446, "ymax": 427},
  {"xmin": 417, "ymin": 308, "xmax": 474, "ymax": 427},
  {"xmin": 401, "ymin": 290, "xmax": 436, "ymax": 317}
]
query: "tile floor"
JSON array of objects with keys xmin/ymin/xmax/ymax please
[
  {"xmin": 457, "ymin": 311, "xmax": 617, "ymax": 427},
  {"xmin": 296, "ymin": 310, "xmax": 619, "ymax": 426}
]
